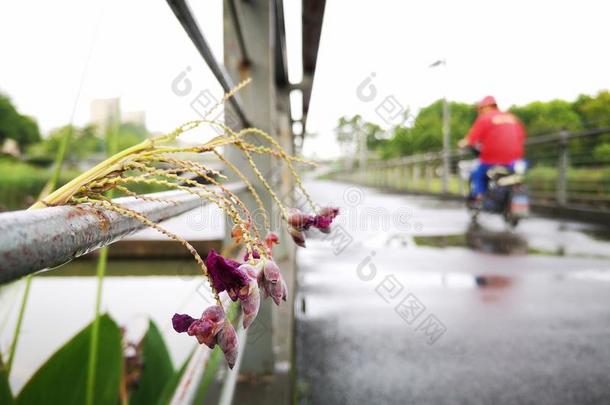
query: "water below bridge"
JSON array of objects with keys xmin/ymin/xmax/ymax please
[{"xmin": 295, "ymin": 180, "xmax": 610, "ymax": 405}]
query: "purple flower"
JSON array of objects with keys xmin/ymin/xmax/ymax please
[
  {"xmin": 257, "ymin": 259, "xmax": 288, "ymax": 305},
  {"xmin": 287, "ymin": 208, "xmax": 314, "ymax": 231},
  {"xmin": 319, "ymin": 206, "xmax": 340, "ymax": 219},
  {"xmin": 172, "ymin": 305, "xmax": 240, "ymax": 368},
  {"xmin": 205, "ymin": 250, "xmax": 250, "ymax": 301},
  {"xmin": 312, "ymin": 206, "xmax": 340, "ymax": 233},
  {"xmin": 313, "ymin": 215, "xmax": 333, "ymax": 228},
  {"xmin": 217, "ymin": 320, "xmax": 239, "ymax": 369},
  {"xmin": 172, "ymin": 313, "xmax": 196, "ymax": 333},
  {"xmin": 176, "ymin": 305, "xmax": 226, "ymax": 349}
]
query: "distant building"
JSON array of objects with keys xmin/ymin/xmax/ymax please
[
  {"xmin": 90, "ymin": 98, "xmax": 120, "ymax": 137},
  {"xmin": 90, "ymin": 99, "xmax": 149, "ymax": 137},
  {"xmin": 122, "ymin": 110, "xmax": 147, "ymax": 129},
  {"xmin": 1, "ymin": 138, "xmax": 20, "ymax": 157}
]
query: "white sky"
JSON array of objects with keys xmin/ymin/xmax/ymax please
[{"xmin": 1, "ymin": 0, "xmax": 609, "ymax": 159}]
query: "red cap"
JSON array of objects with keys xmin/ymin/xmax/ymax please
[{"xmin": 477, "ymin": 95, "xmax": 497, "ymax": 108}]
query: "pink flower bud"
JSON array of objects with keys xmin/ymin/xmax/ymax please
[
  {"xmin": 264, "ymin": 232, "xmax": 280, "ymax": 249},
  {"xmin": 313, "ymin": 214, "xmax": 333, "ymax": 230},
  {"xmin": 257, "ymin": 259, "xmax": 288, "ymax": 306},
  {"xmin": 287, "ymin": 208, "xmax": 314, "ymax": 231},
  {"xmin": 312, "ymin": 207, "xmax": 339, "ymax": 233},
  {"xmin": 217, "ymin": 321, "xmax": 239, "ymax": 369},
  {"xmin": 319, "ymin": 206, "xmax": 340, "ymax": 219},
  {"xmin": 262, "ymin": 259, "xmax": 281, "ymax": 283},
  {"xmin": 288, "ymin": 226, "xmax": 306, "ymax": 248},
  {"xmin": 239, "ymin": 279, "xmax": 260, "ymax": 329}
]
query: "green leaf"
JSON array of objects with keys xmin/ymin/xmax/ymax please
[
  {"xmin": 156, "ymin": 347, "xmax": 194, "ymax": 405},
  {"xmin": 193, "ymin": 347, "xmax": 223, "ymax": 404},
  {"xmin": 16, "ymin": 314, "xmax": 122, "ymax": 405},
  {"xmin": 129, "ymin": 321, "xmax": 174, "ymax": 405},
  {"xmin": 0, "ymin": 355, "xmax": 14, "ymax": 405}
]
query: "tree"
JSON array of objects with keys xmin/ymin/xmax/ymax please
[
  {"xmin": 0, "ymin": 93, "xmax": 41, "ymax": 148},
  {"xmin": 116, "ymin": 123, "xmax": 148, "ymax": 152},
  {"xmin": 509, "ymin": 100, "xmax": 583, "ymax": 136},
  {"xmin": 380, "ymin": 100, "xmax": 476, "ymax": 158},
  {"xmin": 573, "ymin": 90, "xmax": 610, "ymax": 129},
  {"xmin": 26, "ymin": 124, "xmax": 103, "ymax": 162}
]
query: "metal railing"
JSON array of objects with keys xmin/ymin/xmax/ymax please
[
  {"xmin": 329, "ymin": 127, "xmax": 610, "ymax": 214},
  {"xmin": 0, "ymin": 184, "xmax": 244, "ymax": 283}
]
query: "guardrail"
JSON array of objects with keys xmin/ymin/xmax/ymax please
[
  {"xmin": 0, "ymin": 184, "xmax": 244, "ymax": 283},
  {"xmin": 329, "ymin": 127, "xmax": 610, "ymax": 217}
]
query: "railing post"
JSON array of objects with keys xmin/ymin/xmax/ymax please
[
  {"xmin": 425, "ymin": 159, "xmax": 432, "ymax": 192},
  {"xmin": 413, "ymin": 162, "xmax": 420, "ymax": 191},
  {"xmin": 557, "ymin": 130, "xmax": 569, "ymax": 206},
  {"xmin": 224, "ymin": 0, "xmax": 276, "ymax": 375}
]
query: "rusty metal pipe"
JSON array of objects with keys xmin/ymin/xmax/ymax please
[{"xmin": 0, "ymin": 186, "xmax": 241, "ymax": 284}]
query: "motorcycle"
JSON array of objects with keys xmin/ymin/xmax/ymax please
[{"xmin": 458, "ymin": 151, "xmax": 530, "ymax": 228}]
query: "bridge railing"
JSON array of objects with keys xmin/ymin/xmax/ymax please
[{"xmin": 328, "ymin": 127, "xmax": 610, "ymax": 216}]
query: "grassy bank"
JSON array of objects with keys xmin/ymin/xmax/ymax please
[
  {"xmin": 0, "ymin": 159, "xmax": 76, "ymax": 210},
  {"xmin": 0, "ymin": 158, "xmax": 164, "ymax": 211}
]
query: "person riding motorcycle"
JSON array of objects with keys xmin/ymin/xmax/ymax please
[{"xmin": 458, "ymin": 96, "xmax": 527, "ymax": 206}]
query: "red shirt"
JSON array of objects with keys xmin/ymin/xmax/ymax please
[{"xmin": 467, "ymin": 109, "xmax": 526, "ymax": 164}]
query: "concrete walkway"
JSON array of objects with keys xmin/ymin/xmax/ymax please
[{"xmin": 296, "ymin": 180, "xmax": 610, "ymax": 405}]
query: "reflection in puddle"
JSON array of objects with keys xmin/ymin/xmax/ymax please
[
  {"xmin": 582, "ymin": 228, "xmax": 610, "ymax": 242},
  {"xmin": 466, "ymin": 224, "xmax": 528, "ymax": 254},
  {"xmin": 413, "ymin": 225, "xmax": 529, "ymax": 255},
  {"xmin": 475, "ymin": 275, "xmax": 513, "ymax": 289}
]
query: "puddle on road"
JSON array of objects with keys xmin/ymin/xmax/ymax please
[
  {"xmin": 413, "ymin": 225, "xmax": 531, "ymax": 255},
  {"xmin": 583, "ymin": 228, "xmax": 610, "ymax": 242}
]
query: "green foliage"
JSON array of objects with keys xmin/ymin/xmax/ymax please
[
  {"xmin": 593, "ymin": 143, "xmax": 610, "ymax": 163},
  {"xmin": 129, "ymin": 321, "xmax": 174, "ymax": 405},
  {"xmin": 26, "ymin": 122, "xmax": 148, "ymax": 163},
  {"xmin": 335, "ymin": 115, "xmax": 388, "ymax": 160},
  {"xmin": 0, "ymin": 355, "xmax": 14, "ymax": 405},
  {"xmin": 0, "ymin": 158, "xmax": 76, "ymax": 210},
  {"xmin": 342, "ymin": 90, "xmax": 610, "ymax": 160},
  {"xmin": 0, "ymin": 156, "xmax": 167, "ymax": 210},
  {"xmin": 0, "ymin": 94, "xmax": 41, "ymax": 148},
  {"xmin": 378, "ymin": 100, "xmax": 476, "ymax": 158},
  {"xmin": 156, "ymin": 350, "xmax": 193, "ymax": 405},
  {"xmin": 509, "ymin": 99, "xmax": 582, "ymax": 136},
  {"xmin": 116, "ymin": 123, "xmax": 148, "ymax": 152},
  {"xmin": 16, "ymin": 315, "xmax": 122, "ymax": 405},
  {"xmin": 193, "ymin": 347, "xmax": 223, "ymax": 404},
  {"xmin": 335, "ymin": 115, "xmax": 362, "ymax": 147},
  {"xmin": 573, "ymin": 90, "xmax": 610, "ymax": 128},
  {"xmin": 26, "ymin": 124, "xmax": 103, "ymax": 162}
]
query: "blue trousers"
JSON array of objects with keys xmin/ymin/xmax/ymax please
[{"xmin": 470, "ymin": 162, "xmax": 511, "ymax": 197}]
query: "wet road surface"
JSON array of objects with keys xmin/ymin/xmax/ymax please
[{"xmin": 295, "ymin": 180, "xmax": 610, "ymax": 405}]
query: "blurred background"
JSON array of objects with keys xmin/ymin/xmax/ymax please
[{"xmin": 1, "ymin": 1, "xmax": 609, "ymax": 404}]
